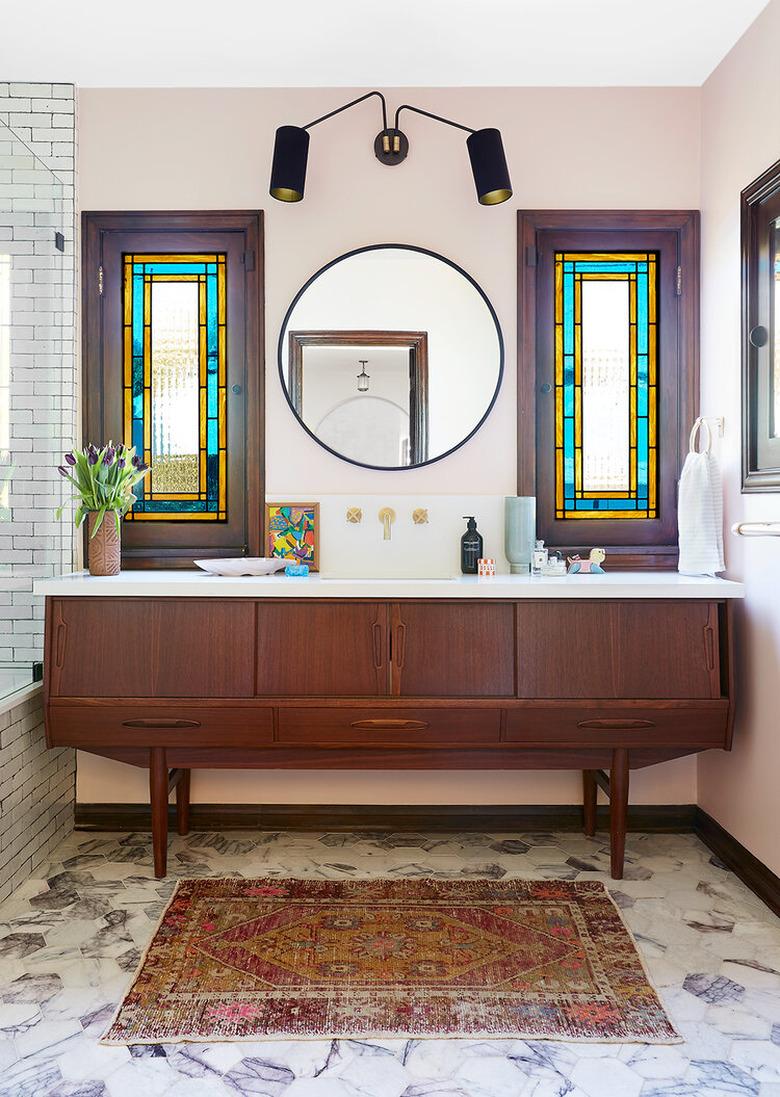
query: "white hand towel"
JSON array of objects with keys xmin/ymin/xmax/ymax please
[{"xmin": 678, "ymin": 418, "xmax": 725, "ymax": 576}]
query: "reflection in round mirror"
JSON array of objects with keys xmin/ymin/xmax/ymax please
[{"xmin": 278, "ymin": 244, "xmax": 504, "ymax": 470}]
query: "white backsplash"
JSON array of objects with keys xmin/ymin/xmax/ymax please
[{"xmin": 267, "ymin": 494, "xmax": 512, "ymax": 578}]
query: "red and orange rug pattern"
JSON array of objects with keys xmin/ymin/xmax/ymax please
[{"xmin": 103, "ymin": 876, "xmax": 679, "ymax": 1044}]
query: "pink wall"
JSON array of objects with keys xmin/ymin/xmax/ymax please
[
  {"xmin": 698, "ymin": 0, "xmax": 780, "ymax": 874},
  {"xmin": 76, "ymin": 84, "xmax": 702, "ymax": 806}
]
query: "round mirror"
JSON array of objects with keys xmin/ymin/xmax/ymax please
[{"xmin": 278, "ymin": 244, "xmax": 504, "ymax": 470}]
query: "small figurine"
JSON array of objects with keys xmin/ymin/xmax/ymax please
[
  {"xmin": 567, "ymin": 547, "xmax": 607, "ymax": 574},
  {"xmin": 541, "ymin": 551, "xmax": 567, "ymax": 576}
]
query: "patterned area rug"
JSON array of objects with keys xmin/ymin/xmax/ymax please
[{"xmin": 103, "ymin": 877, "xmax": 680, "ymax": 1044}]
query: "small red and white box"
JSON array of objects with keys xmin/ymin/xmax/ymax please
[{"xmin": 477, "ymin": 557, "xmax": 496, "ymax": 577}]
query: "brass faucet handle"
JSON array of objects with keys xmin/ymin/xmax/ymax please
[
  {"xmin": 412, "ymin": 507, "xmax": 428, "ymax": 525},
  {"xmin": 346, "ymin": 506, "xmax": 362, "ymax": 524}
]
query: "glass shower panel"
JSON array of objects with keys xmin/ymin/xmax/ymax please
[{"xmin": 0, "ymin": 120, "xmax": 73, "ymax": 701}]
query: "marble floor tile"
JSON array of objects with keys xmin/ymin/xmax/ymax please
[{"xmin": 0, "ymin": 828, "xmax": 777, "ymax": 1097}]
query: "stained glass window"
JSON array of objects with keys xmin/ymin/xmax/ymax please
[
  {"xmin": 123, "ymin": 254, "xmax": 227, "ymax": 521},
  {"xmin": 554, "ymin": 252, "xmax": 657, "ymax": 520}
]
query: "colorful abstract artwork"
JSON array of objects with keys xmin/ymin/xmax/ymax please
[
  {"xmin": 265, "ymin": 502, "xmax": 319, "ymax": 571},
  {"xmin": 122, "ymin": 253, "xmax": 227, "ymax": 521},
  {"xmin": 554, "ymin": 251, "xmax": 658, "ymax": 520}
]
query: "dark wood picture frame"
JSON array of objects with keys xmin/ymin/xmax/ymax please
[
  {"xmin": 517, "ymin": 210, "xmax": 700, "ymax": 570},
  {"xmin": 287, "ymin": 330, "xmax": 429, "ymax": 465},
  {"xmin": 741, "ymin": 156, "xmax": 780, "ymax": 491},
  {"xmin": 81, "ymin": 210, "xmax": 264, "ymax": 568}
]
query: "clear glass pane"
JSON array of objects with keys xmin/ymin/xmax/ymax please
[
  {"xmin": 150, "ymin": 281, "xmax": 200, "ymax": 493},
  {"xmin": 0, "ymin": 118, "xmax": 73, "ymax": 699},
  {"xmin": 581, "ymin": 279, "xmax": 630, "ymax": 492}
]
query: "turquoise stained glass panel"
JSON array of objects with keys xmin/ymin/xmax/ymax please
[
  {"xmin": 122, "ymin": 254, "xmax": 227, "ymax": 521},
  {"xmin": 554, "ymin": 252, "xmax": 657, "ymax": 520}
]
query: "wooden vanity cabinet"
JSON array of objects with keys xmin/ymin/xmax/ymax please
[{"xmin": 43, "ymin": 594, "xmax": 736, "ymax": 882}]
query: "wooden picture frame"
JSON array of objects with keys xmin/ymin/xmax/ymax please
[{"xmin": 264, "ymin": 502, "xmax": 320, "ymax": 571}]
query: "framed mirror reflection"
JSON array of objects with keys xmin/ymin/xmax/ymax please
[
  {"xmin": 278, "ymin": 244, "xmax": 503, "ymax": 470},
  {"xmin": 742, "ymin": 156, "xmax": 780, "ymax": 491}
]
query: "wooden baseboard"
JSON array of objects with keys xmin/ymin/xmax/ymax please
[
  {"xmin": 693, "ymin": 807, "xmax": 780, "ymax": 917},
  {"xmin": 75, "ymin": 801, "xmax": 696, "ymax": 834}
]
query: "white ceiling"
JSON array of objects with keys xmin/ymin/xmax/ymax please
[{"xmin": 1, "ymin": 0, "xmax": 770, "ymax": 88}]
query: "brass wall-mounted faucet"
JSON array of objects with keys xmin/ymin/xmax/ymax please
[{"xmin": 378, "ymin": 507, "xmax": 396, "ymax": 540}]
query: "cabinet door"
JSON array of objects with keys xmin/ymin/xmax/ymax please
[
  {"xmin": 392, "ymin": 602, "xmax": 515, "ymax": 697},
  {"xmin": 256, "ymin": 602, "xmax": 389, "ymax": 696},
  {"xmin": 50, "ymin": 598, "xmax": 256, "ymax": 697},
  {"xmin": 516, "ymin": 601, "xmax": 721, "ymax": 699}
]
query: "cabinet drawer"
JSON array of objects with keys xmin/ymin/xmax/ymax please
[
  {"xmin": 277, "ymin": 707, "xmax": 502, "ymax": 747},
  {"xmin": 46, "ymin": 704, "xmax": 274, "ymax": 748},
  {"xmin": 504, "ymin": 702, "xmax": 729, "ymax": 747}
]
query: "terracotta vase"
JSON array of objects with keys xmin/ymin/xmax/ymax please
[{"xmin": 87, "ymin": 511, "xmax": 121, "ymax": 576}]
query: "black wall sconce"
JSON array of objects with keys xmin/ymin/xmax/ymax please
[{"xmin": 269, "ymin": 90, "xmax": 512, "ymax": 206}]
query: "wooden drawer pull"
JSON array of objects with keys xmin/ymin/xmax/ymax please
[
  {"xmin": 122, "ymin": 719, "xmax": 202, "ymax": 730},
  {"xmin": 349, "ymin": 718, "xmax": 429, "ymax": 732},
  {"xmin": 577, "ymin": 718, "xmax": 656, "ymax": 730}
]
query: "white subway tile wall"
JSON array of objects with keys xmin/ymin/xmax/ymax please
[
  {"xmin": 0, "ymin": 82, "xmax": 76, "ymax": 669},
  {"xmin": 0, "ymin": 694, "xmax": 74, "ymax": 902}
]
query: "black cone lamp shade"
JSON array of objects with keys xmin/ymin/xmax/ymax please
[
  {"xmin": 466, "ymin": 128, "xmax": 512, "ymax": 205},
  {"xmin": 270, "ymin": 125, "xmax": 310, "ymax": 202}
]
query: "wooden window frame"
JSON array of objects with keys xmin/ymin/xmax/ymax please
[
  {"xmin": 741, "ymin": 157, "xmax": 780, "ymax": 491},
  {"xmin": 517, "ymin": 210, "xmax": 700, "ymax": 570},
  {"xmin": 82, "ymin": 210, "xmax": 264, "ymax": 568}
]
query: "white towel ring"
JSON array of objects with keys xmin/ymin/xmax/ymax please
[{"xmin": 688, "ymin": 416, "xmax": 712, "ymax": 455}]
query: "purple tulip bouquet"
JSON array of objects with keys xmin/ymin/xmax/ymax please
[{"xmin": 56, "ymin": 442, "xmax": 150, "ymax": 537}]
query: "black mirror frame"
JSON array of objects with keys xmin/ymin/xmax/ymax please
[{"xmin": 277, "ymin": 242, "xmax": 505, "ymax": 472}]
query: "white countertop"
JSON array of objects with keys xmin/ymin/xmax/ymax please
[{"xmin": 35, "ymin": 571, "xmax": 745, "ymax": 599}]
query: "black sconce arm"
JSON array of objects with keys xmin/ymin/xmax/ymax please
[
  {"xmin": 393, "ymin": 103, "xmax": 476, "ymax": 136},
  {"xmin": 304, "ymin": 90, "xmax": 388, "ymax": 133}
]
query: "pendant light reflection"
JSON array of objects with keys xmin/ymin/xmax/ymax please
[{"xmin": 357, "ymin": 360, "xmax": 370, "ymax": 393}]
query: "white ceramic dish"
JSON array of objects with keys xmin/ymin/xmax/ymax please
[{"xmin": 194, "ymin": 557, "xmax": 291, "ymax": 577}]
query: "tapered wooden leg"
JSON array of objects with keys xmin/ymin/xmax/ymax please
[
  {"xmin": 583, "ymin": 769, "xmax": 597, "ymax": 836},
  {"xmin": 176, "ymin": 769, "xmax": 191, "ymax": 836},
  {"xmin": 610, "ymin": 748, "xmax": 629, "ymax": 880},
  {"xmin": 149, "ymin": 747, "xmax": 168, "ymax": 878}
]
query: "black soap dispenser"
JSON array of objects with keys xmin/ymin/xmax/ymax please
[{"xmin": 460, "ymin": 516, "xmax": 483, "ymax": 575}]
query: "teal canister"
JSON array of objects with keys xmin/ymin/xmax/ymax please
[{"xmin": 504, "ymin": 496, "xmax": 536, "ymax": 574}]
